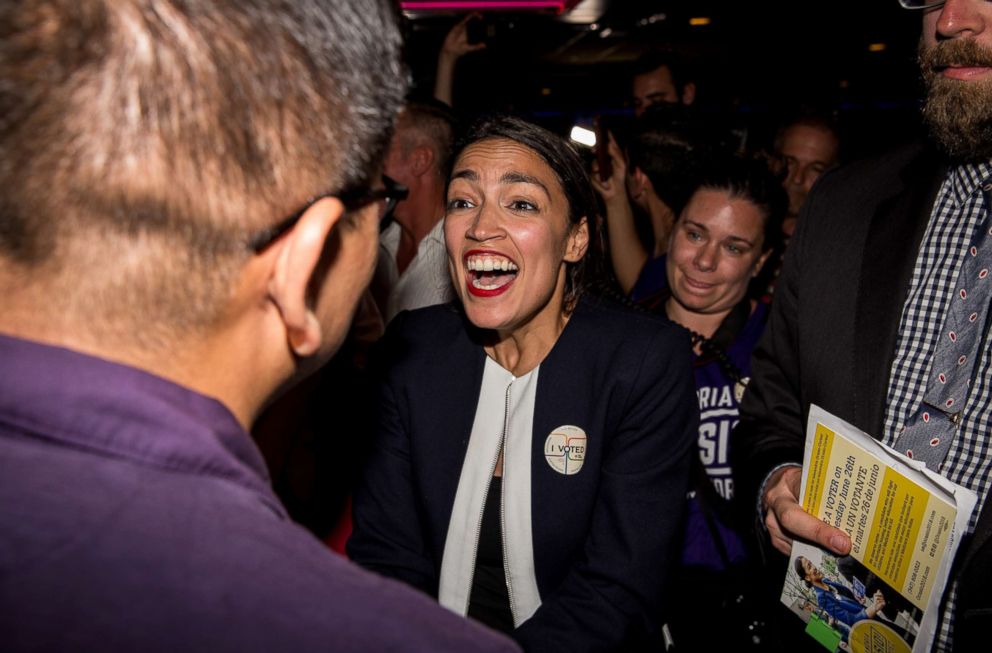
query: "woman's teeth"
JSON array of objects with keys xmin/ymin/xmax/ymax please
[
  {"xmin": 466, "ymin": 254, "xmax": 518, "ymax": 290},
  {"xmin": 466, "ymin": 255, "xmax": 518, "ymax": 272}
]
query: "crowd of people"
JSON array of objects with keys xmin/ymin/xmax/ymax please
[{"xmin": 1, "ymin": 1, "xmax": 991, "ymax": 652}]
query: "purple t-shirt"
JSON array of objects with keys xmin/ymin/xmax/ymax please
[
  {"xmin": 682, "ymin": 302, "xmax": 769, "ymax": 569},
  {"xmin": 695, "ymin": 302, "xmax": 768, "ymax": 501},
  {"xmin": 0, "ymin": 334, "xmax": 518, "ymax": 653}
]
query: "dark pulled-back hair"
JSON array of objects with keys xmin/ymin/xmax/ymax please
[
  {"xmin": 0, "ymin": 0, "xmax": 406, "ymax": 345},
  {"xmin": 693, "ymin": 156, "xmax": 788, "ymax": 254},
  {"xmin": 627, "ymin": 103, "xmax": 718, "ymax": 216},
  {"xmin": 795, "ymin": 556, "xmax": 812, "ymax": 588},
  {"xmin": 449, "ymin": 115, "xmax": 605, "ymax": 311}
]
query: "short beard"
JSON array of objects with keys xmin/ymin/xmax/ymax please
[{"xmin": 920, "ymin": 38, "xmax": 992, "ymax": 162}]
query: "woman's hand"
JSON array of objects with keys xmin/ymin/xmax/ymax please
[
  {"xmin": 590, "ymin": 132, "xmax": 627, "ymax": 205},
  {"xmin": 435, "ymin": 14, "xmax": 486, "ymax": 106},
  {"xmin": 440, "ymin": 14, "xmax": 487, "ymax": 63},
  {"xmin": 591, "ymin": 130, "xmax": 644, "ymax": 294}
]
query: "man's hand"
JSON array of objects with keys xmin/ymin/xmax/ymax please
[{"xmin": 763, "ymin": 465, "xmax": 852, "ymax": 556}]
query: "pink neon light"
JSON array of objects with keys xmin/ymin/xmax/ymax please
[{"xmin": 400, "ymin": 1, "xmax": 566, "ymax": 11}]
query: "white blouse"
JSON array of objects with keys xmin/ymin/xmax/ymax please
[{"xmin": 438, "ymin": 356, "xmax": 543, "ymax": 627}]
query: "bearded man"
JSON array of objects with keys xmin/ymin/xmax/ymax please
[{"xmin": 733, "ymin": 2, "xmax": 992, "ymax": 651}]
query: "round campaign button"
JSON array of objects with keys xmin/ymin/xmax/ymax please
[{"xmin": 543, "ymin": 425, "xmax": 587, "ymax": 475}]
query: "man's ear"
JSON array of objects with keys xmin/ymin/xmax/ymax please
[
  {"xmin": 269, "ymin": 197, "xmax": 344, "ymax": 357},
  {"xmin": 630, "ymin": 167, "xmax": 651, "ymax": 199},
  {"xmin": 564, "ymin": 217, "xmax": 590, "ymax": 263},
  {"xmin": 409, "ymin": 145, "xmax": 435, "ymax": 177},
  {"xmin": 681, "ymin": 82, "xmax": 697, "ymax": 106}
]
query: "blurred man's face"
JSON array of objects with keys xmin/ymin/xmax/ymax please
[
  {"xmin": 382, "ymin": 112, "xmax": 413, "ymax": 186},
  {"xmin": 310, "ymin": 200, "xmax": 382, "ymax": 366},
  {"xmin": 382, "ymin": 133, "xmax": 413, "ymax": 224},
  {"xmin": 382, "ymin": 137, "xmax": 407, "ymax": 184},
  {"xmin": 632, "ymin": 66, "xmax": 681, "ymax": 117},
  {"xmin": 778, "ymin": 125, "xmax": 839, "ymax": 220},
  {"xmin": 920, "ymin": 0, "xmax": 992, "ymax": 160}
]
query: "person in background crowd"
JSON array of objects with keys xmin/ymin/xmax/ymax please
[
  {"xmin": 639, "ymin": 159, "xmax": 785, "ymax": 651},
  {"xmin": 632, "ymin": 50, "xmax": 697, "ymax": 116},
  {"xmin": 592, "ymin": 105, "xmax": 719, "ymax": 298},
  {"xmin": 349, "ymin": 115, "xmax": 697, "ymax": 652},
  {"xmin": 752, "ymin": 113, "xmax": 840, "ymax": 300},
  {"xmin": 734, "ymin": 1, "xmax": 992, "ymax": 650},
  {"xmin": 0, "ymin": 1, "xmax": 519, "ymax": 651},
  {"xmin": 772, "ymin": 114, "xmax": 841, "ymax": 237},
  {"xmin": 372, "ymin": 99, "xmax": 458, "ymax": 323}
]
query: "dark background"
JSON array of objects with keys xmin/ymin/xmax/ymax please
[{"xmin": 401, "ymin": 0, "xmax": 928, "ymax": 160}]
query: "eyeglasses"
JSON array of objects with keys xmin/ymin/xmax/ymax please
[
  {"xmin": 247, "ymin": 175, "xmax": 408, "ymax": 253},
  {"xmin": 897, "ymin": 1, "xmax": 945, "ymax": 9}
]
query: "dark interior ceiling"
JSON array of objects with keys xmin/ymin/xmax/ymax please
[{"xmin": 401, "ymin": 0, "xmax": 926, "ymax": 154}]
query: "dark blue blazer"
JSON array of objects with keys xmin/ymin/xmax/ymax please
[{"xmin": 349, "ymin": 296, "xmax": 697, "ymax": 652}]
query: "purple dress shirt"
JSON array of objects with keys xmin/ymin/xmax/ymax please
[{"xmin": 0, "ymin": 334, "xmax": 518, "ymax": 652}]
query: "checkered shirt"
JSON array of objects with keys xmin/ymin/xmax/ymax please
[{"xmin": 882, "ymin": 160, "xmax": 992, "ymax": 652}]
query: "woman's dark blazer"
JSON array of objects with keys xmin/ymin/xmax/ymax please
[{"xmin": 349, "ymin": 295, "xmax": 697, "ymax": 652}]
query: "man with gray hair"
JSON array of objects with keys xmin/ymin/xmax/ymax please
[
  {"xmin": 0, "ymin": 2, "xmax": 518, "ymax": 651},
  {"xmin": 374, "ymin": 99, "xmax": 457, "ymax": 323}
]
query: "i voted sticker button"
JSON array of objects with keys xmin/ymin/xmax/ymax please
[{"xmin": 544, "ymin": 425, "xmax": 587, "ymax": 475}]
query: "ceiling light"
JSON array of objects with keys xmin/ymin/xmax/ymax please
[
  {"xmin": 570, "ymin": 125, "xmax": 596, "ymax": 148},
  {"xmin": 637, "ymin": 13, "xmax": 666, "ymax": 27}
]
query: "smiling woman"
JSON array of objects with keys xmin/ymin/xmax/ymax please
[
  {"xmin": 349, "ymin": 115, "xmax": 699, "ymax": 652},
  {"xmin": 648, "ymin": 158, "xmax": 786, "ymax": 650},
  {"xmin": 443, "ymin": 124, "xmax": 595, "ymax": 373}
]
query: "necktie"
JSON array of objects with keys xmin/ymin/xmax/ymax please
[{"xmin": 895, "ymin": 181, "xmax": 992, "ymax": 470}]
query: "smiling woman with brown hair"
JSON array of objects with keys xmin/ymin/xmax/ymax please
[
  {"xmin": 349, "ymin": 115, "xmax": 697, "ymax": 652},
  {"xmin": 641, "ymin": 158, "xmax": 785, "ymax": 650}
]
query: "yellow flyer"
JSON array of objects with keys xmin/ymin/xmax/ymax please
[{"xmin": 781, "ymin": 405, "xmax": 977, "ymax": 653}]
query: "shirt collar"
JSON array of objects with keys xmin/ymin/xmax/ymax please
[
  {"xmin": 379, "ymin": 220, "xmax": 402, "ymax": 255},
  {"xmin": 0, "ymin": 334, "xmax": 283, "ymax": 511},
  {"xmin": 949, "ymin": 159, "xmax": 992, "ymax": 205},
  {"xmin": 425, "ymin": 217, "xmax": 446, "ymax": 243}
]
